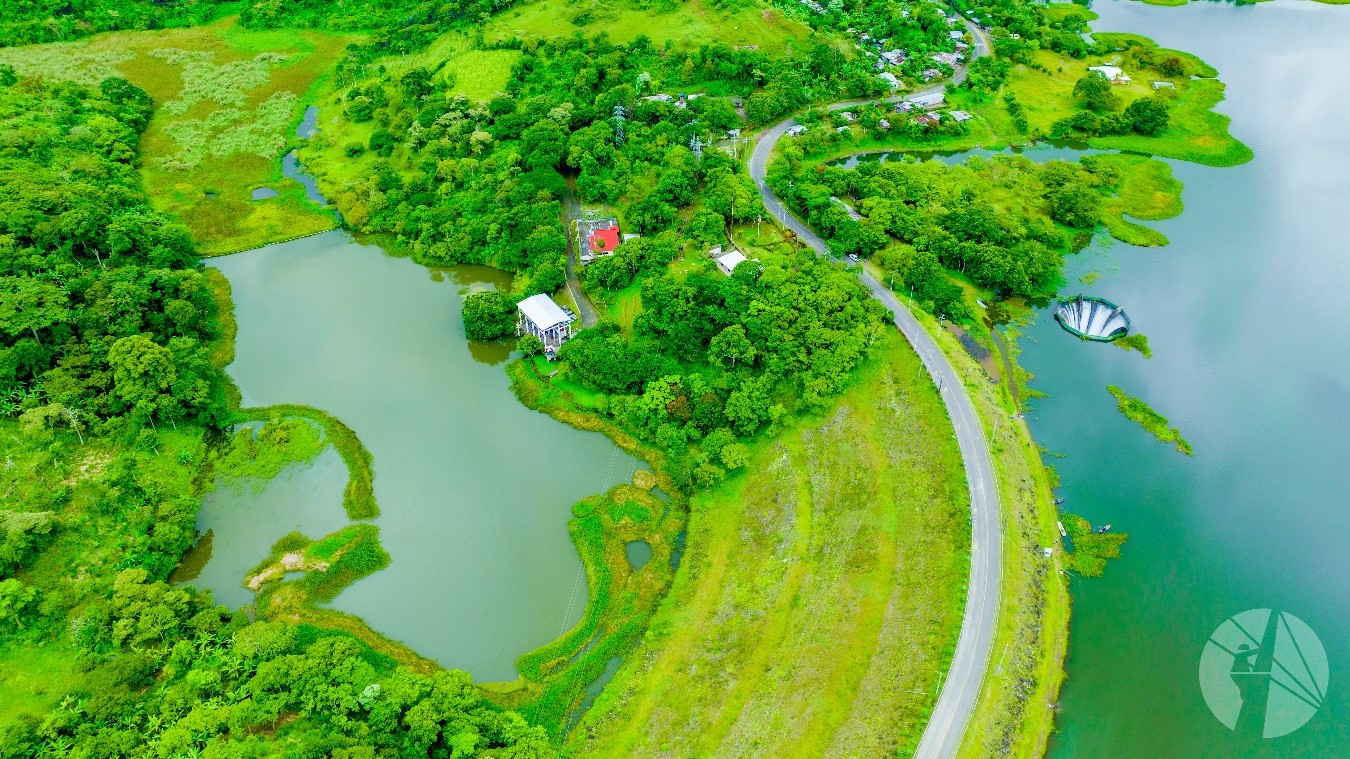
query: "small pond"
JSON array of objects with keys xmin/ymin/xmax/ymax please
[{"xmin": 624, "ymin": 540, "xmax": 653, "ymax": 570}]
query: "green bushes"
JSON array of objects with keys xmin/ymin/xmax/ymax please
[
  {"xmin": 0, "ymin": 76, "xmax": 229, "ymax": 431},
  {"xmin": 463, "ymin": 290, "xmax": 518, "ymax": 341}
]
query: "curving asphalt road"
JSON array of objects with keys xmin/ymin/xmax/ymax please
[{"xmin": 747, "ymin": 19, "xmax": 1002, "ymax": 759}]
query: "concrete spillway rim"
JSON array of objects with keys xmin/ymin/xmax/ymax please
[{"xmin": 1053, "ymin": 295, "xmax": 1131, "ymax": 342}]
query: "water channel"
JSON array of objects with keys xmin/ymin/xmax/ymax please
[
  {"xmin": 1014, "ymin": 2, "xmax": 1350, "ymax": 756},
  {"xmin": 193, "ymin": 232, "xmax": 643, "ymax": 681}
]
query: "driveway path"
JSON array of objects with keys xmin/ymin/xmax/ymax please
[
  {"xmin": 747, "ymin": 18, "xmax": 1001, "ymax": 759},
  {"xmin": 561, "ymin": 175, "xmax": 599, "ymax": 328}
]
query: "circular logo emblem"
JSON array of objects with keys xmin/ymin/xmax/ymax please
[{"xmin": 1199, "ymin": 609, "xmax": 1328, "ymax": 739}]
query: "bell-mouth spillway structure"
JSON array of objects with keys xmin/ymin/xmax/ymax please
[{"xmin": 1055, "ymin": 295, "xmax": 1131, "ymax": 341}]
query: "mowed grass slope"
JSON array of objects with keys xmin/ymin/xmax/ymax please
[
  {"xmin": 571, "ymin": 334, "xmax": 969, "ymax": 757},
  {"xmin": 0, "ymin": 19, "xmax": 357, "ymax": 254}
]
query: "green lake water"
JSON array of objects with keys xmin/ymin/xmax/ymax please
[
  {"xmin": 1025, "ymin": 2, "xmax": 1350, "ymax": 756},
  {"xmin": 198, "ymin": 232, "xmax": 642, "ymax": 681}
]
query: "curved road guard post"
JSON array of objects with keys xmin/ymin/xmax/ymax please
[{"xmin": 746, "ymin": 20, "xmax": 1001, "ymax": 759}]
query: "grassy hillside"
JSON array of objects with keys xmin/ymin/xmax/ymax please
[
  {"xmin": 0, "ymin": 19, "xmax": 356, "ymax": 254},
  {"xmin": 482, "ymin": 0, "xmax": 814, "ymax": 53},
  {"xmin": 569, "ymin": 333, "xmax": 970, "ymax": 757}
]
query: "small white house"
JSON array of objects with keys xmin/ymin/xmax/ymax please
[
  {"xmin": 786, "ymin": 124, "xmax": 807, "ymax": 137},
  {"xmin": 950, "ymin": 30, "xmax": 965, "ymax": 40},
  {"xmin": 950, "ymin": 110, "xmax": 973, "ymax": 123},
  {"xmin": 878, "ymin": 72, "xmax": 900, "ymax": 89},
  {"xmin": 713, "ymin": 247, "xmax": 749, "ymax": 276},
  {"xmin": 839, "ymin": 111, "xmax": 857, "ymax": 122},
  {"xmin": 1088, "ymin": 65, "xmax": 1131, "ymax": 84}
]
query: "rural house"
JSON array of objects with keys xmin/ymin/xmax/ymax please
[
  {"xmin": 711, "ymin": 246, "xmax": 750, "ymax": 276},
  {"xmin": 1088, "ymin": 65, "xmax": 1131, "ymax": 84},
  {"xmin": 578, "ymin": 216, "xmax": 621, "ymax": 263}
]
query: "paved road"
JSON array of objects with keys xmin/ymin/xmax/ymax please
[{"xmin": 747, "ymin": 18, "xmax": 1001, "ymax": 759}]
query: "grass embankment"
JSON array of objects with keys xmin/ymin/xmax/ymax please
[
  {"xmin": 1107, "ymin": 385, "xmax": 1193, "ymax": 455},
  {"xmin": 0, "ymin": 18, "xmax": 355, "ymax": 254},
  {"xmin": 566, "ymin": 333, "xmax": 970, "ymax": 757},
  {"xmin": 879, "ymin": 301, "xmax": 1068, "ymax": 759},
  {"xmin": 233, "ymin": 404, "xmax": 378, "ymax": 520}
]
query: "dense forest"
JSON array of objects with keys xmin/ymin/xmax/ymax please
[
  {"xmin": 0, "ymin": 72, "xmax": 553, "ymax": 757},
  {"xmin": 318, "ymin": 27, "xmax": 875, "ymax": 293}
]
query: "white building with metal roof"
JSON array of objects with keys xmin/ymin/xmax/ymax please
[
  {"xmin": 517, "ymin": 293, "xmax": 575, "ymax": 357},
  {"xmin": 712, "ymin": 247, "xmax": 749, "ymax": 276}
]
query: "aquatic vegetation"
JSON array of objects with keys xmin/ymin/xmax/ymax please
[
  {"xmin": 1108, "ymin": 384, "xmax": 1192, "ymax": 455},
  {"xmin": 213, "ymin": 417, "xmax": 326, "ymax": 483},
  {"xmin": 0, "ymin": 41, "xmax": 131, "ymax": 84},
  {"xmin": 151, "ymin": 48, "xmax": 287, "ymax": 115},
  {"xmin": 248, "ymin": 524, "xmax": 391, "ymax": 602},
  {"xmin": 237, "ymin": 404, "xmax": 379, "ymax": 520},
  {"xmin": 1115, "ymin": 332, "xmax": 1153, "ymax": 358},
  {"xmin": 1061, "ymin": 514, "xmax": 1128, "ymax": 577}
]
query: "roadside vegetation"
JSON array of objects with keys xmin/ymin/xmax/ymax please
[{"xmin": 1107, "ymin": 384, "xmax": 1193, "ymax": 455}]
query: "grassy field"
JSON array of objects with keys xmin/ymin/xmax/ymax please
[
  {"xmin": 482, "ymin": 0, "xmax": 813, "ymax": 53},
  {"xmin": 0, "ymin": 641, "xmax": 87, "ymax": 728},
  {"xmin": 600, "ymin": 281, "xmax": 644, "ymax": 336},
  {"xmin": 0, "ymin": 19, "xmax": 356, "ymax": 254},
  {"xmin": 568, "ymin": 332, "xmax": 970, "ymax": 757}
]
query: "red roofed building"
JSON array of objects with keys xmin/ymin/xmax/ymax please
[
  {"xmin": 588, "ymin": 225, "xmax": 620, "ymax": 255},
  {"xmin": 579, "ymin": 216, "xmax": 623, "ymax": 262}
]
